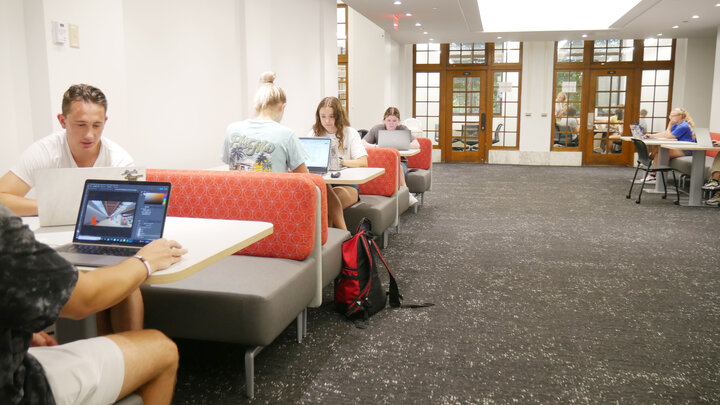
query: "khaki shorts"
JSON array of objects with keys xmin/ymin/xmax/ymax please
[{"xmin": 29, "ymin": 336, "xmax": 125, "ymax": 405}]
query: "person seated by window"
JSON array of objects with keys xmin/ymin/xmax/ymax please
[
  {"xmin": 222, "ymin": 71, "xmax": 308, "ymax": 174},
  {"xmin": 702, "ymin": 139, "xmax": 720, "ymax": 206},
  {"xmin": 556, "ymin": 106, "xmax": 579, "ymax": 146},
  {"xmin": 638, "ymin": 108, "xmax": 649, "ymax": 134},
  {"xmin": 307, "ymin": 97, "xmax": 367, "ymax": 230},
  {"xmin": 554, "ymin": 92, "xmax": 568, "ymax": 131},
  {"xmin": 0, "ymin": 84, "xmax": 133, "ymax": 218},
  {"xmin": 0, "ymin": 202, "xmax": 186, "ymax": 405},
  {"xmin": 0, "ymin": 83, "xmax": 143, "ymax": 337},
  {"xmin": 644, "ymin": 108, "xmax": 697, "ymax": 181},
  {"xmin": 362, "ymin": 107, "xmax": 420, "ymax": 206}
]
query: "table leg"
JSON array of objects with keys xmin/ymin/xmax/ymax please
[{"xmin": 687, "ymin": 150, "xmax": 705, "ymax": 206}]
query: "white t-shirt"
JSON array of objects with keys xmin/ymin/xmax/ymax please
[
  {"xmin": 10, "ymin": 130, "xmax": 134, "ymax": 188},
  {"xmin": 305, "ymin": 126, "xmax": 368, "ymax": 161}
]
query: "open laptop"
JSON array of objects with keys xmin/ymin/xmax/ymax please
[
  {"xmin": 37, "ymin": 167, "xmax": 145, "ymax": 227},
  {"xmin": 55, "ymin": 179, "xmax": 171, "ymax": 267},
  {"xmin": 694, "ymin": 128, "xmax": 713, "ymax": 147},
  {"xmin": 378, "ymin": 129, "xmax": 412, "ymax": 151},
  {"xmin": 630, "ymin": 124, "xmax": 647, "ymax": 139},
  {"xmin": 299, "ymin": 137, "xmax": 332, "ymax": 174}
]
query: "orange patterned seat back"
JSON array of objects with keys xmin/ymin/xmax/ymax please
[
  {"xmin": 359, "ymin": 148, "xmax": 399, "ymax": 197},
  {"xmin": 147, "ymin": 169, "xmax": 318, "ymax": 260},
  {"xmin": 406, "ymin": 137, "xmax": 432, "ymax": 170}
]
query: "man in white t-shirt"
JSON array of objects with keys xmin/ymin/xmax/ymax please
[
  {"xmin": 0, "ymin": 83, "xmax": 133, "ymax": 217},
  {"xmin": 0, "ymin": 84, "xmax": 140, "ymax": 335}
]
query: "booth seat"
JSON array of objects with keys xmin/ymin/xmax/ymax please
[
  {"xmin": 406, "ymin": 137, "xmax": 433, "ymax": 208},
  {"xmin": 343, "ymin": 147, "xmax": 400, "ymax": 247},
  {"xmin": 669, "ymin": 132, "xmax": 720, "ymax": 180},
  {"xmin": 142, "ymin": 169, "xmax": 348, "ymax": 398}
]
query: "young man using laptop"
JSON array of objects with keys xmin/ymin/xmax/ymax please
[
  {"xmin": 1, "ymin": 202, "xmax": 186, "ymax": 405},
  {"xmin": 0, "ymin": 84, "xmax": 140, "ymax": 335},
  {"xmin": 0, "ymin": 84, "xmax": 133, "ymax": 217}
]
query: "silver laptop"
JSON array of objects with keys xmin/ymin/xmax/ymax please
[
  {"xmin": 37, "ymin": 167, "xmax": 145, "ymax": 227},
  {"xmin": 299, "ymin": 137, "xmax": 332, "ymax": 174},
  {"xmin": 55, "ymin": 179, "xmax": 171, "ymax": 267},
  {"xmin": 694, "ymin": 128, "xmax": 712, "ymax": 147},
  {"xmin": 378, "ymin": 129, "xmax": 412, "ymax": 151}
]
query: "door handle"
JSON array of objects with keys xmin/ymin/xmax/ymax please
[{"xmin": 481, "ymin": 113, "xmax": 486, "ymax": 132}]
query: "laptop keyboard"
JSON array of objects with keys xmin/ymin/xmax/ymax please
[{"xmin": 56, "ymin": 244, "xmax": 140, "ymax": 257}]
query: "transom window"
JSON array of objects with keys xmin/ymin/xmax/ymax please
[
  {"xmin": 593, "ymin": 39, "xmax": 634, "ymax": 62},
  {"xmin": 643, "ymin": 38, "xmax": 673, "ymax": 62},
  {"xmin": 557, "ymin": 40, "xmax": 584, "ymax": 63},
  {"xmin": 449, "ymin": 42, "xmax": 486, "ymax": 64},
  {"xmin": 416, "ymin": 43, "xmax": 441, "ymax": 64},
  {"xmin": 494, "ymin": 41, "xmax": 521, "ymax": 64}
]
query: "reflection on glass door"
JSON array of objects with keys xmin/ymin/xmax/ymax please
[
  {"xmin": 445, "ymin": 72, "xmax": 486, "ymax": 162},
  {"xmin": 585, "ymin": 70, "xmax": 632, "ymax": 165}
]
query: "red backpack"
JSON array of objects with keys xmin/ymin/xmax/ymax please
[{"xmin": 335, "ymin": 218, "xmax": 401, "ymax": 319}]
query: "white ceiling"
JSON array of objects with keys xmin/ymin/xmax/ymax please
[{"xmin": 342, "ymin": 0, "xmax": 720, "ymax": 44}]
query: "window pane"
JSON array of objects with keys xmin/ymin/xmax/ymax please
[
  {"xmin": 416, "ymin": 72, "xmax": 427, "ymax": 87},
  {"xmin": 428, "ymin": 72, "xmax": 440, "ymax": 87},
  {"xmin": 428, "ymin": 87, "xmax": 440, "ymax": 102},
  {"xmin": 654, "ymin": 86, "xmax": 668, "ymax": 101},
  {"xmin": 415, "ymin": 102, "xmax": 427, "ymax": 115},
  {"xmin": 656, "ymin": 70, "xmax": 670, "ymax": 85},
  {"xmin": 428, "ymin": 102, "xmax": 439, "ymax": 116}
]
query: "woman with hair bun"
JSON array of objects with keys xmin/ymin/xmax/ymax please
[{"xmin": 222, "ymin": 71, "xmax": 308, "ymax": 173}]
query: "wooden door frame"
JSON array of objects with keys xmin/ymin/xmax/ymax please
[
  {"xmin": 582, "ymin": 68, "xmax": 637, "ymax": 166},
  {"xmin": 442, "ymin": 69, "xmax": 489, "ymax": 162}
]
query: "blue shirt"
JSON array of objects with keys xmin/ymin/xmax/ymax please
[{"xmin": 670, "ymin": 121, "xmax": 695, "ymax": 143}]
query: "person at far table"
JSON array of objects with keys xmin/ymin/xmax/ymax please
[
  {"xmin": 0, "ymin": 84, "xmax": 133, "ymax": 217},
  {"xmin": 362, "ymin": 107, "xmax": 419, "ymax": 205},
  {"xmin": 0, "ymin": 202, "xmax": 187, "ymax": 405},
  {"xmin": 307, "ymin": 97, "xmax": 367, "ymax": 229},
  {"xmin": 644, "ymin": 107, "xmax": 697, "ymax": 182},
  {"xmin": 702, "ymin": 139, "xmax": 720, "ymax": 206}
]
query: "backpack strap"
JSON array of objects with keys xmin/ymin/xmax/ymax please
[{"xmin": 368, "ymin": 238, "xmax": 435, "ymax": 310}]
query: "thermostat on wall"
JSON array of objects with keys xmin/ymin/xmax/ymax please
[{"xmin": 52, "ymin": 21, "xmax": 68, "ymax": 45}]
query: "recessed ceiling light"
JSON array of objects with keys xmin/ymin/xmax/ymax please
[
  {"xmin": 405, "ymin": 13, "xmax": 412, "ymax": 16},
  {"xmin": 672, "ymin": 25, "xmax": 679, "ymax": 28},
  {"xmin": 657, "ymin": 33, "xmax": 663, "ymax": 36},
  {"xmin": 423, "ymin": 31, "xmax": 428, "ymax": 34},
  {"xmin": 415, "ymin": 22, "xmax": 421, "ymax": 26},
  {"xmin": 716, "ymin": 2, "xmax": 720, "ymax": 6},
  {"xmin": 497, "ymin": 36, "xmax": 503, "ymax": 39},
  {"xmin": 691, "ymin": 14, "xmax": 699, "ymax": 19},
  {"xmin": 582, "ymin": 34, "xmax": 588, "ymax": 38},
  {"xmin": 393, "ymin": 1, "xmax": 401, "ymax": 4},
  {"xmin": 429, "ymin": 38, "xmax": 434, "ymax": 41}
]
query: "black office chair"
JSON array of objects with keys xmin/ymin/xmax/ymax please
[
  {"xmin": 358, "ymin": 129, "xmax": 368, "ymax": 139},
  {"xmin": 492, "ymin": 123, "xmax": 503, "ymax": 144},
  {"xmin": 626, "ymin": 139, "xmax": 680, "ymax": 204}
]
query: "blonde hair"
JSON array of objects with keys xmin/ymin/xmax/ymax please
[
  {"xmin": 254, "ymin": 71, "xmax": 286, "ymax": 113},
  {"xmin": 671, "ymin": 107, "xmax": 695, "ymax": 131},
  {"xmin": 313, "ymin": 97, "xmax": 350, "ymax": 154}
]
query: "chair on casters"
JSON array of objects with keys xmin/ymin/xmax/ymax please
[
  {"xmin": 626, "ymin": 139, "xmax": 680, "ymax": 204},
  {"xmin": 492, "ymin": 123, "xmax": 503, "ymax": 144},
  {"xmin": 358, "ymin": 129, "xmax": 368, "ymax": 139}
]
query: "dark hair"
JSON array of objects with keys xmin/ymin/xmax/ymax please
[
  {"xmin": 313, "ymin": 97, "xmax": 350, "ymax": 153},
  {"xmin": 61, "ymin": 84, "xmax": 108, "ymax": 116}
]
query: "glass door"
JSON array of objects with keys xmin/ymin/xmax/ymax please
[
  {"xmin": 444, "ymin": 71, "xmax": 487, "ymax": 162},
  {"xmin": 584, "ymin": 70, "xmax": 634, "ymax": 165}
]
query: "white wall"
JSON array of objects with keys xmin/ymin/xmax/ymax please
[
  {"xmin": 347, "ymin": 8, "xmax": 412, "ymax": 130},
  {"xmin": 0, "ymin": 0, "xmax": 33, "ymax": 174},
  {"xmin": 1, "ymin": 0, "xmax": 338, "ymax": 174},
  {"xmin": 709, "ymin": 27, "xmax": 720, "ymax": 132},
  {"xmin": 672, "ymin": 37, "xmax": 716, "ymax": 129}
]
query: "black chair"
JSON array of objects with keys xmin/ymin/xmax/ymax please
[
  {"xmin": 626, "ymin": 139, "xmax": 680, "ymax": 204},
  {"xmin": 492, "ymin": 123, "xmax": 503, "ymax": 144},
  {"xmin": 358, "ymin": 129, "xmax": 368, "ymax": 139}
]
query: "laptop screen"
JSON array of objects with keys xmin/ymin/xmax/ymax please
[
  {"xmin": 299, "ymin": 137, "xmax": 331, "ymax": 171},
  {"xmin": 72, "ymin": 180, "xmax": 171, "ymax": 246}
]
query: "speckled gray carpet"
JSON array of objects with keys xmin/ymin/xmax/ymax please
[{"xmin": 172, "ymin": 163, "xmax": 719, "ymax": 404}]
